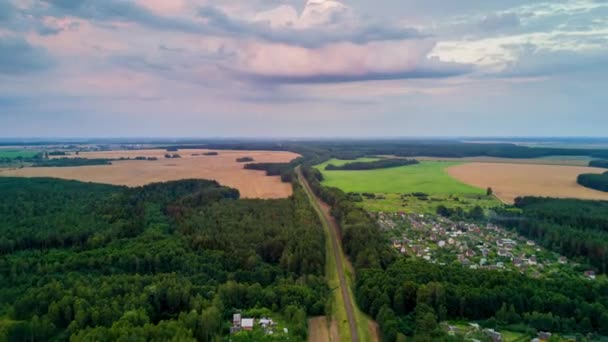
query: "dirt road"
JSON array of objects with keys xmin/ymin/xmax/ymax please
[{"xmin": 297, "ymin": 168, "xmax": 359, "ymax": 342}]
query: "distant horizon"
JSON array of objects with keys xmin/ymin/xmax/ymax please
[{"xmin": 1, "ymin": 0, "xmax": 607, "ymax": 137}]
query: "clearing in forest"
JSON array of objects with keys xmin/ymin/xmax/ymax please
[
  {"xmin": 0, "ymin": 149, "xmax": 299, "ymax": 199},
  {"xmin": 314, "ymin": 159, "xmax": 499, "ymax": 213},
  {"xmin": 447, "ymin": 162, "xmax": 608, "ymax": 203}
]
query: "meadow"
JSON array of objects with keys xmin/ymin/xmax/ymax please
[
  {"xmin": 314, "ymin": 159, "xmax": 498, "ymax": 212},
  {"xmin": 0, "ymin": 150, "xmax": 39, "ymax": 159},
  {"xmin": 315, "ymin": 159, "xmax": 485, "ymax": 194}
]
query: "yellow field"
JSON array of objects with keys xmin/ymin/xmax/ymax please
[
  {"xmin": 0, "ymin": 149, "xmax": 299, "ymax": 199},
  {"xmin": 447, "ymin": 162, "xmax": 608, "ymax": 203}
]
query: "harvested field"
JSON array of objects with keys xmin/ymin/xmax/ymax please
[
  {"xmin": 381, "ymin": 155, "xmax": 594, "ymax": 166},
  {"xmin": 0, "ymin": 149, "xmax": 299, "ymax": 199},
  {"xmin": 447, "ymin": 162, "xmax": 608, "ymax": 203}
]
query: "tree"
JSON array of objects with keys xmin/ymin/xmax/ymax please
[{"xmin": 487, "ymin": 187, "xmax": 493, "ymax": 196}]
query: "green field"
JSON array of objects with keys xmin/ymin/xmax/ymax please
[
  {"xmin": 315, "ymin": 159, "xmax": 500, "ymax": 213},
  {"xmin": 0, "ymin": 150, "xmax": 39, "ymax": 159}
]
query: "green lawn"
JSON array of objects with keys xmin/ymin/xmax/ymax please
[
  {"xmin": 0, "ymin": 150, "xmax": 40, "ymax": 159},
  {"xmin": 315, "ymin": 159, "xmax": 484, "ymax": 195},
  {"xmin": 314, "ymin": 159, "xmax": 500, "ymax": 213}
]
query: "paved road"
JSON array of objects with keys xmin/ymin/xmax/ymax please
[{"xmin": 296, "ymin": 168, "xmax": 359, "ymax": 342}]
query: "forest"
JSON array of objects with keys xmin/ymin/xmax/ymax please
[
  {"xmin": 324, "ymin": 158, "xmax": 418, "ymax": 171},
  {"xmin": 0, "ymin": 177, "xmax": 327, "ymax": 341},
  {"xmin": 243, "ymin": 163, "xmax": 294, "ymax": 182},
  {"xmin": 577, "ymin": 172, "xmax": 608, "ymax": 192},
  {"xmin": 497, "ymin": 197, "xmax": 608, "ymax": 273},
  {"xmin": 300, "ymin": 166, "xmax": 608, "ymax": 341}
]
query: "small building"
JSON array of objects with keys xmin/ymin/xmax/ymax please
[
  {"xmin": 538, "ymin": 331, "xmax": 552, "ymax": 341},
  {"xmin": 483, "ymin": 328, "xmax": 503, "ymax": 342},
  {"xmin": 584, "ymin": 270, "xmax": 596, "ymax": 280},
  {"xmin": 241, "ymin": 318, "xmax": 254, "ymax": 331},
  {"xmin": 558, "ymin": 256, "xmax": 567, "ymax": 264}
]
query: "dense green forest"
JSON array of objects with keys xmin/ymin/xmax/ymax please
[
  {"xmin": 243, "ymin": 163, "xmax": 294, "ymax": 182},
  {"xmin": 0, "ymin": 178, "xmax": 327, "ymax": 341},
  {"xmin": 589, "ymin": 160, "xmax": 608, "ymax": 168},
  {"xmin": 577, "ymin": 172, "xmax": 608, "ymax": 192},
  {"xmin": 300, "ymin": 166, "xmax": 608, "ymax": 341},
  {"xmin": 202, "ymin": 140, "xmax": 608, "ymax": 160},
  {"xmin": 325, "ymin": 158, "xmax": 419, "ymax": 171},
  {"xmin": 496, "ymin": 197, "xmax": 608, "ymax": 273}
]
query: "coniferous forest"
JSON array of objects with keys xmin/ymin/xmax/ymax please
[{"xmin": 0, "ymin": 177, "xmax": 327, "ymax": 341}]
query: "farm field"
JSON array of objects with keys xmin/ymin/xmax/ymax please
[
  {"xmin": 315, "ymin": 159, "xmax": 498, "ymax": 212},
  {"xmin": 0, "ymin": 149, "xmax": 39, "ymax": 159},
  {"xmin": 447, "ymin": 162, "xmax": 608, "ymax": 203},
  {"xmin": 411, "ymin": 155, "xmax": 593, "ymax": 166},
  {"xmin": 315, "ymin": 159, "xmax": 484, "ymax": 194},
  {"xmin": 0, "ymin": 149, "xmax": 299, "ymax": 199}
]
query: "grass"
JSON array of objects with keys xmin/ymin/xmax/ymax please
[
  {"xmin": 315, "ymin": 160, "xmax": 484, "ymax": 194},
  {"xmin": 315, "ymin": 159, "xmax": 500, "ymax": 213},
  {"xmin": 0, "ymin": 150, "xmax": 39, "ymax": 159},
  {"xmin": 361, "ymin": 193, "xmax": 499, "ymax": 214}
]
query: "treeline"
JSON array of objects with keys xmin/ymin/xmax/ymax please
[
  {"xmin": 436, "ymin": 205, "xmax": 485, "ymax": 221},
  {"xmin": 0, "ymin": 177, "xmax": 327, "ymax": 341},
  {"xmin": 590, "ymin": 160, "xmax": 608, "ymax": 168},
  {"xmin": 357, "ymin": 258, "xmax": 608, "ymax": 340},
  {"xmin": 578, "ymin": 172, "xmax": 608, "ymax": 192},
  {"xmin": 244, "ymin": 163, "xmax": 294, "ymax": 182},
  {"xmin": 325, "ymin": 158, "xmax": 418, "ymax": 171},
  {"xmin": 31, "ymin": 158, "xmax": 112, "ymax": 167},
  {"xmin": 496, "ymin": 197, "xmax": 608, "ymax": 273},
  {"xmin": 202, "ymin": 140, "xmax": 608, "ymax": 160}
]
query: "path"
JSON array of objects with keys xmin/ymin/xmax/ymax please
[{"xmin": 296, "ymin": 167, "xmax": 359, "ymax": 342}]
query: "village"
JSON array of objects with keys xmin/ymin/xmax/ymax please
[{"xmin": 376, "ymin": 212, "xmax": 597, "ymax": 280}]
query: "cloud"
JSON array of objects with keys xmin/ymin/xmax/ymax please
[
  {"xmin": 499, "ymin": 44, "xmax": 608, "ymax": 77},
  {"xmin": 41, "ymin": 0, "xmax": 425, "ymax": 48},
  {"xmin": 0, "ymin": 36, "xmax": 54, "ymax": 74},
  {"xmin": 198, "ymin": 5, "xmax": 425, "ymax": 48},
  {"xmin": 232, "ymin": 40, "xmax": 472, "ymax": 84},
  {"xmin": 479, "ymin": 12, "xmax": 521, "ymax": 31},
  {"xmin": 42, "ymin": 0, "xmax": 203, "ymax": 33}
]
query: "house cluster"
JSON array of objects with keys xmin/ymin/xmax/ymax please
[
  {"xmin": 380, "ymin": 212, "xmax": 586, "ymax": 278},
  {"xmin": 231, "ymin": 314, "xmax": 282, "ymax": 335}
]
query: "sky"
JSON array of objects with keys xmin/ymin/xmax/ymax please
[{"xmin": 0, "ymin": 0, "xmax": 607, "ymax": 138}]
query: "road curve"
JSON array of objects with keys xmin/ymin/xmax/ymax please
[{"xmin": 296, "ymin": 167, "xmax": 359, "ymax": 342}]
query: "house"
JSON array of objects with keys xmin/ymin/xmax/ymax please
[
  {"xmin": 558, "ymin": 256, "xmax": 567, "ymax": 264},
  {"xmin": 513, "ymin": 258, "xmax": 523, "ymax": 267},
  {"xmin": 465, "ymin": 250, "xmax": 476, "ymax": 258},
  {"xmin": 528, "ymin": 256, "xmax": 538, "ymax": 265},
  {"xmin": 241, "ymin": 318, "xmax": 254, "ymax": 331},
  {"xmin": 483, "ymin": 328, "xmax": 503, "ymax": 342},
  {"xmin": 438, "ymin": 240, "xmax": 446, "ymax": 248},
  {"xmin": 584, "ymin": 270, "xmax": 596, "ymax": 280},
  {"xmin": 259, "ymin": 317, "xmax": 274, "ymax": 328},
  {"xmin": 233, "ymin": 314, "xmax": 242, "ymax": 327},
  {"xmin": 538, "ymin": 331, "xmax": 552, "ymax": 341}
]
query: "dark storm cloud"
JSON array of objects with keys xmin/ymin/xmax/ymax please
[
  {"xmin": 0, "ymin": 36, "xmax": 54, "ymax": 74},
  {"xmin": 237, "ymin": 60, "xmax": 473, "ymax": 85}
]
